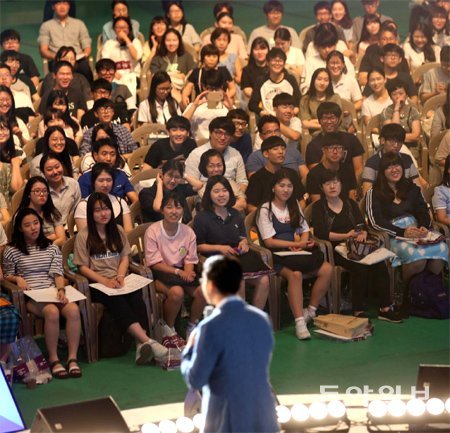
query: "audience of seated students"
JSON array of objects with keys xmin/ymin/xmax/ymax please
[
  {"xmin": 326, "ymin": 50, "xmax": 362, "ymax": 110},
  {"xmin": 101, "ymin": 16, "xmax": 143, "ymax": 103},
  {"xmin": 433, "ymin": 155, "xmax": 450, "ymax": 225},
  {"xmin": 74, "ymin": 192, "xmax": 169, "ymax": 365},
  {"xmin": 18, "ymin": 176, "xmax": 66, "ymax": 247},
  {"xmin": 143, "ymin": 115, "xmax": 196, "ymax": 170},
  {"xmin": 352, "ymin": 0, "xmax": 392, "ymax": 43},
  {"xmin": 380, "ymin": 78, "xmax": 421, "ymax": 159},
  {"xmin": 0, "ymin": 85, "xmax": 31, "ymax": 146},
  {"xmin": 181, "ymin": 44, "xmax": 235, "ymax": 109},
  {"xmin": 356, "ymin": 14, "xmax": 381, "ymax": 57},
  {"xmin": 404, "ymin": 23, "xmax": 440, "ymax": 73},
  {"xmin": 431, "ymin": 86, "xmax": 450, "ymax": 137},
  {"xmin": 40, "ymin": 46, "xmax": 91, "ymax": 103},
  {"xmin": 183, "ymin": 70, "xmax": 233, "ymax": 140},
  {"xmin": 81, "ymin": 79, "xmax": 130, "ymax": 131},
  {"xmin": 75, "ymin": 162, "xmax": 132, "ymax": 232},
  {"xmin": 41, "ymin": 153, "xmax": 81, "ymax": 226},
  {"xmin": 95, "ymin": 58, "xmax": 135, "ymax": 111},
  {"xmin": 302, "ymin": 23, "xmax": 354, "ymax": 94},
  {"xmin": 311, "ymin": 169, "xmax": 402, "ymax": 322},
  {"xmin": 0, "ymin": 29, "xmax": 40, "ymax": 88},
  {"xmin": 78, "ymin": 138, "xmax": 136, "ymax": 202},
  {"xmin": 366, "ymin": 152, "xmax": 448, "ymax": 285},
  {"xmin": 419, "ymin": 45, "xmax": 450, "ymax": 103},
  {"xmin": 303, "ymin": 2, "xmax": 347, "ymax": 53},
  {"xmin": 0, "ymin": 116, "xmax": 23, "ymax": 202},
  {"xmin": 203, "ymin": 12, "xmax": 247, "ymax": 62},
  {"xmin": 138, "ymin": 71, "xmax": 180, "ymax": 125},
  {"xmin": 226, "ymin": 109, "xmax": 252, "ymax": 163},
  {"xmin": 362, "ymin": 44, "xmax": 418, "ymax": 105},
  {"xmin": 429, "ymin": 4, "xmax": 450, "ymax": 48},
  {"xmin": 38, "ymin": 0, "xmax": 93, "ymax": 82},
  {"xmin": 150, "ymin": 28, "xmax": 197, "ymax": 101},
  {"xmin": 80, "ymin": 98, "xmax": 137, "ymax": 159},
  {"xmin": 241, "ymin": 37, "xmax": 269, "ymax": 99},
  {"xmin": 274, "ymin": 27, "xmax": 305, "ymax": 81},
  {"xmin": 194, "ymin": 175, "xmax": 272, "ymax": 309},
  {"xmin": 307, "ymin": 132, "xmax": 357, "ymax": 203},
  {"xmin": 144, "ymin": 191, "xmax": 204, "ymax": 340},
  {"xmin": 361, "ymin": 124, "xmax": 422, "ymax": 195},
  {"xmin": 248, "ymin": 115, "xmax": 308, "ymax": 181},
  {"xmin": 361, "ymin": 68, "xmax": 392, "ymax": 126},
  {"xmin": 139, "ymin": 159, "xmax": 194, "ymax": 224},
  {"xmin": 247, "ymin": 136, "xmax": 306, "ymax": 213},
  {"xmin": 185, "ymin": 116, "xmax": 247, "ymax": 191},
  {"xmin": 249, "ymin": 47, "xmax": 300, "ymax": 116},
  {"xmin": 358, "ymin": 22, "xmax": 409, "ymax": 87},
  {"xmin": 4, "ymin": 207, "xmax": 82, "ymax": 378},
  {"xmin": 211, "ymin": 28, "xmax": 242, "ymax": 85},
  {"xmin": 164, "ymin": 0, "xmax": 201, "ymax": 50},
  {"xmin": 142, "ymin": 16, "xmax": 168, "ymax": 64},
  {"xmin": 31, "ymin": 125, "xmax": 78, "ymax": 178},
  {"xmin": 300, "ymin": 68, "xmax": 342, "ymax": 135},
  {"xmin": 185, "ymin": 148, "xmax": 247, "ymax": 211},
  {"xmin": 0, "ymin": 62, "xmax": 35, "ymax": 125},
  {"xmin": 102, "ymin": 0, "xmax": 140, "ymax": 43},
  {"xmin": 247, "ymin": 0, "xmax": 301, "ymax": 51},
  {"xmin": 331, "ymin": 0, "xmax": 355, "ymax": 49},
  {"xmin": 256, "ymin": 168, "xmax": 332, "ymax": 340}
]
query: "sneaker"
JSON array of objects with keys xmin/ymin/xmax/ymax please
[
  {"xmin": 378, "ymin": 307, "xmax": 403, "ymax": 323},
  {"xmin": 295, "ymin": 320, "xmax": 311, "ymax": 340},
  {"xmin": 302, "ymin": 308, "xmax": 314, "ymax": 325},
  {"xmin": 135, "ymin": 341, "xmax": 154, "ymax": 365}
]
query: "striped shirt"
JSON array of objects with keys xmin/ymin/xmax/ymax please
[{"xmin": 3, "ymin": 244, "xmax": 63, "ymax": 291}]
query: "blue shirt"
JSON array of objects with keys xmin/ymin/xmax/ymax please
[
  {"xmin": 78, "ymin": 168, "xmax": 135, "ymax": 198},
  {"xmin": 230, "ymin": 133, "xmax": 252, "ymax": 163},
  {"xmin": 246, "ymin": 146, "xmax": 305, "ymax": 174}
]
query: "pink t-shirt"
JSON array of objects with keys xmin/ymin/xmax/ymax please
[{"xmin": 144, "ymin": 221, "xmax": 199, "ymax": 268}]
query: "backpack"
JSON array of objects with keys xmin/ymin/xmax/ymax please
[
  {"xmin": 98, "ymin": 309, "xmax": 133, "ymax": 358},
  {"xmin": 409, "ymin": 271, "xmax": 450, "ymax": 319}
]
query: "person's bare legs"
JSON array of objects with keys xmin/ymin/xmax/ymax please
[
  {"xmin": 310, "ymin": 262, "xmax": 332, "ymax": 307},
  {"xmin": 155, "ymin": 281, "xmax": 184, "ymax": 328},
  {"xmin": 249, "ymin": 275, "xmax": 270, "ymax": 310},
  {"xmin": 402, "ymin": 260, "xmax": 426, "ymax": 283},
  {"xmin": 426, "ymin": 259, "xmax": 444, "ymax": 275},
  {"xmin": 61, "ymin": 303, "xmax": 81, "ymax": 361},
  {"xmin": 279, "ymin": 268, "xmax": 303, "ymax": 319}
]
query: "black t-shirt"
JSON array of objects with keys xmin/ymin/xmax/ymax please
[
  {"xmin": 188, "ymin": 66, "xmax": 232, "ymax": 95},
  {"xmin": 241, "ymin": 63, "xmax": 269, "ymax": 90},
  {"xmin": 362, "ymin": 71, "xmax": 417, "ymax": 97},
  {"xmin": 35, "ymin": 136, "xmax": 79, "ymax": 157},
  {"xmin": 39, "ymin": 87, "xmax": 87, "ymax": 118},
  {"xmin": 359, "ymin": 44, "xmax": 410, "ymax": 74},
  {"xmin": 247, "ymin": 167, "xmax": 306, "ymax": 207},
  {"xmin": 144, "ymin": 137, "xmax": 197, "ymax": 168},
  {"xmin": 306, "ymin": 162, "xmax": 357, "ymax": 197},
  {"xmin": 17, "ymin": 52, "xmax": 40, "ymax": 80},
  {"xmin": 305, "ymin": 131, "xmax": 365, "ymax": 167}
]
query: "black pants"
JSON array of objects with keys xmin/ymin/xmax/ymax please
[
  {"xmin": 91, "ymin": 289, "xmax": 149, "ymax": 333},
  {"xmin": 334, "ymin": 253, "xmax": 391, "ymax": 311}
]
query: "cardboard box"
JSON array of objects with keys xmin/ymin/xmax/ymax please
[{"xmin": 314, "ymin": 314, "xmax": 369, "ymax": 338}]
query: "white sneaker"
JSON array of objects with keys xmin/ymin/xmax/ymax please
[
  {"xmin": 136, "ymin": 341, "xmax": 154, "ymax": 365},
  {"xmin": 295, "ymin": 320, "xmax": 311, "ymax": 340}
]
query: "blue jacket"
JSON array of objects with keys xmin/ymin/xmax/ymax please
[{"xmin": 181, "ymin": 298, "xmax": 278, "ymax": 433}]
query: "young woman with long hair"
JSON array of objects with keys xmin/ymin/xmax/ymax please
[
  {"xmin": 357, "ymin": 14, "xmax": 381, "ymax": 57},
  {"xmin": 142, "ymin": 16, "xmax": 168, "ymax": 63},
  {"xmin": 241, "ymin": 37, "xmax": 269, "ymax": 98},
  {"xmin": 361, "ymin": 68, "xmax": 392, "ymax": 126},
  {"xmin": 404, "ymin": 22, "xmax": 440, "ymax": 72}
]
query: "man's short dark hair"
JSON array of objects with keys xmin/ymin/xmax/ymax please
[
  {"xmin": 386, "ymin": 77, "xmax": 407, "ymax": 95},
  {"xmin": 0, "ymin": 29, "xmax": 20, "ymax": 44},
  {"xmin": 382, "ymin": 43, "xmax": 404, "ymax": 59},
  {"xmin": 440, "ymin": 45, "xmax": 450, "ymax": 63},
  {"xmin": 54, "ymin": 60, "xmax": 73, "ymax": 73},
  {"xmin": 202, "ymin": 69, "xmax": 225, "ymax": 90},
  {"xmin": 314, "ymin": 23, "xmax": 338, "ymax": 48},
  {"xmin": 273, "ymin": 92, "xmax": 295, "ymax": 107},
  {"xmin": 209, "ymin": 116, "xmax": 235, "ymax": 135},
  {"xmin": 93, "ymin": 98, "xmax": 114, "ymax": 111},
  {"xmin": 380, "ymin": 123, "xmax": 406, "ymax": 143},
  {"xmin": 95, "ymin": 58, "xmax": 117, "ymax": 73},
  {"xmin": 0, "ymin": 63, "xmax": 11, "ymax": 73},
  {"xmin": 203, "ymin": 255, "xmax": 243, "ymax": 295},
  {"xmin": 263, "ymin": 0, "xmax": 283, "ymax": 14},
  {"xmin": 314, "ymin": 1, "xmax": 331, "ymax": 15},
  {"xmin": 317, "ymin": 101, "xmax": 342, "ymax": 119},
  {"xmin": 111, "ymin": 0, "xmax": 128, "ymax": 10},
  {"xmin": 227, "ymin": 108, "xmax": 249, "ymax": 123},
  {"xmin": 91, "ymin": 78, "xmax": 112, "ymax": 92},
  {"xmin": 257, "ymin": 115, "xmax": 280, "ymax": 132},
  {"xmin": 93, "ymin": 137, "xmax": 119, "ymax": 154},
  {"xmin": 166, "ymin": 115, "xmax": 190, "ymax": 131},
  {"xmin": 0, "ymin": 50, "xmax": 20, "ymax": 63},
  {"xmin": 261, "ymin": 135, "xmax": 287, "ymax": 152},
  {"xmin": 213, "ymin": 1, "xmax": 233, "ymax": 17},
  {"xmin": 267, "ymin": 47, "xmax": 286, "ymax": 62},
  {"xmin": 322, "ymin": 132, "xmax": 342, "ymax": 147}
]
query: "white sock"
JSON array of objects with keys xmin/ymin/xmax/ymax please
[
  {"xmin": 148, "ymin": 339, "xmax": 168, "ymax": 357},
  {"xmin": 307, "ymin": 305, "xmax": 317, "ymax": 317},
  {"xmin": 295, "ymin": 317, "xmax": 306, "ymax": 324}
]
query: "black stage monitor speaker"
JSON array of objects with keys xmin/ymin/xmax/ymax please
[
  {"xmin": 416, "ymin": 364, "xmax": 450, "ymax": 399},
  {"xmin": 30, "ymin": 396, "xmax": 130, "ymax": 433}
]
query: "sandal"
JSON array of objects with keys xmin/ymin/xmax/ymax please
[
  {"xmin": 49, "ymin": 360, "xmax": 69, "ymax": 379},
  {"xmin": 66, "ymin": 359, "xmax": 82, "ymax": 379}
]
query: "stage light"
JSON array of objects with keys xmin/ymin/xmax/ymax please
[
  {"xmin": 192, "ymin": 413, "xmax": 205, "ymax": 430},
  {"xmin": 406, "ymin": 399, "xmax": 426, "ymax": 417},
  {"xmin": 309, "ymin": 402, "xmax": 328, "ymax": 420},
  {"xmin": 290, "ymin": 403, "xmax": 309, "ymax": 422},
  {"xmin": 176, "ymin": 416, "xmax": 195, "ymax": 433},
  {"xmin": 327, "ymin": 400, "xmax": 346, "ymax": 418},
  {"xmin": 141, "ymin": 422, "xmax": 160, "ymax": 433},
  {"xmin": 388, "ymin": 399, "xmax": 407, "ymax": 417},
  {"xmin": 368, "ymin": 400, "xmax": 388, "ymax": 418},
  {"xmin": 276, "ymin": 405, "xmax": 291, "ymax": 423},
  {"xmin": 445, "ymin": 398, "xmax": 450, "ymax": 413},
  {"xmin": 158, "ymin": 419, "xmax": 177, "ymax": 433},
  {"xmin": 426, "ymin": 398, "xmax": 445, "ymax": 415}
]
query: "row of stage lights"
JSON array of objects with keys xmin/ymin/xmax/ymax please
[{"xmin": 140, "ymin": 397, "xmax": 450, "ymax": 433}]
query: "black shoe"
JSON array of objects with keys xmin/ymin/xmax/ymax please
[{"xmin": 378, "ymin": 307, "xmax": 403, "ymax": 323}]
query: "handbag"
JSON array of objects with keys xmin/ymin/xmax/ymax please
[{"xmin": 346, "ymin": 235, "xmax": 382, "ymax": 261}]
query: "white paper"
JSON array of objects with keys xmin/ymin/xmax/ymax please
[
  {"xmin": 335, "ymin": 244, "xmax": 396, "ymax": 265},
  {"xmin": 395, "ymin": 231, "xmax": 443, "ymax": 245},
  {"xmin": 24, "ymin": 285, "xmax": 86, "ymax": 303},
  {"xmin": 274, "ymin": 250, "xmax": 312, "ymax": 256},
  {"xmin": 90, "ymin": 273, "xmax": 153, "ymax": 296}
]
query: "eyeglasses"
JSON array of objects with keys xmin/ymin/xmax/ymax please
[
  {"xmin": 212, "ymin": 129, "xmax": 231, "ymax": 138},
  {"xmin": 207, "ymin": 163, "xmax": 223, "ymax": 169},
  {"xmin": 31, "ymin": 189, "xmax": 48, "ymax": 196},
  {"xmin": 232, "ymin": 121, "xmax": 248, "ymax": 129},
  {"xmin": 261, "ymin": 128, "xmax": 281, "ymax": 136},
  {"xmin": 269, "ymin": 58, "xmax": 285, "ymax": 65},
  {"xmin": 97, "ymin": 107, "xmax": 114, "ymax": 113},
  {"xmin": 325, "ymin": 145, "xmax": 344, "ymax": 152},
  {"xmin": 157, "ymin": 86, "xmax": 172, "ymax": 93},
  {"xmin": 384, "ymin": 53, "xmax": 400, "ymax": 58}
]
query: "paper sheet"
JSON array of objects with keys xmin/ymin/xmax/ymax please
[
  {"xmin": 335, "ymin": 244, "xmax": 396, "ymax": 265},
  {"xmin": 274, "ymin": 251, "xmax": 312, "ymax": 256},
  {"xmin": 24, "ymin": 286, "xmax": 86, "ymax": 303},
  {"xmin": 90, "ymin": 273, "xmax": 153, "ymax": 296}
]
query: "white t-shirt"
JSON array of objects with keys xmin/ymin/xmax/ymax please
[
  {"xmin": 74, "ymin": 193, "xmax": 130, "ymax": 220},
  {"xmin": 332, "ymin": 73, "xmax": 362, "ymax": 103},
  {"xmin": 361, "ymin": 94, "xmax": 393, "ymax": 119},
  {"xmin": 138, "ymin": 99, "xmax": 181, "ymax": 124},
  {"xmin": 254, "ymin": 116, "xmax": 302, "ymax": 150},
  {"xmin": 286, "ymin": 46, "xmax": 305, "ymax": 68},
  {"xmin": 403, "ymin": 41, "xmax": 441, "ymax": 71},
  {"xmin": 183, "ymin": 102, "xmax": 229, "ymax": 141}
]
